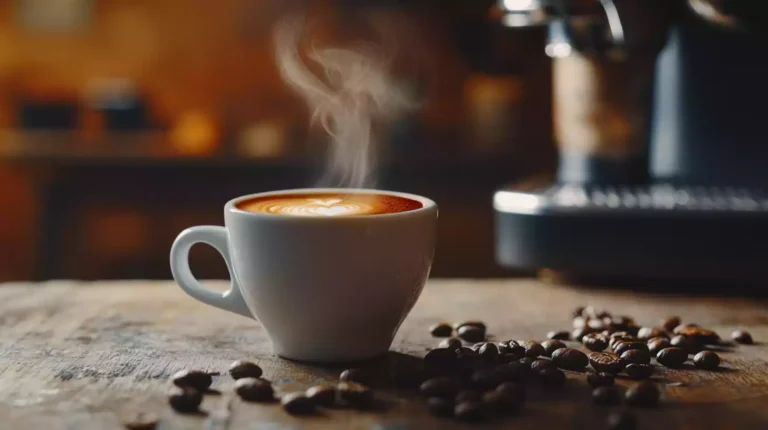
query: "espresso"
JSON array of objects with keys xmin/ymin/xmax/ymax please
[{"xmin": 237, "ymin": 193, "xmax": 422, "ymax": 217}]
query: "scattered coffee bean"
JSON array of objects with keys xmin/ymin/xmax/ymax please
[
  {"xmin": 675, "ymin": 325, "xmax": 719, "ymax": 344},
  {"xmin": 587, "ymin": 318, "xmax": 607, "ymax": 331},
  {"xmin": 572, "ymin": 306, "xmax": 586, "ymax": 318},
  {"xmin": 611, "ymin": 316, "xmax": 635, "ymax": 331},
  {"xmin": 340, "ymin": 368, "xmax": 371, "ymax": 385},
  {"xmin": 670, "ymin": 335, "xmax": 702, "ymax": 354},
  {"xmin": 235, "ymin": 377, "xmax": 274, "ymax": 402},
  {"xmin": 167, "ymin": 387, "xmax": 202, "ymax": 413},
  {"xmin": 592, "ymin": 385, "xmax": 622, "ymax": 406},
  {"xmin": 420, "ymin": 377, "xmax": 460, "ymax": 399},
  {"xmin": 483, "ymin": 390, "xmax": 522, "ymax": 415},
  {"xmin": 305, "ymin": 385, "xmax": 336, "ymax": 407},
  {"xmin": 523, "ymin": 341, "xmax": 545, "ymax": 358},
  {"xmin": 337, "ymin": 381, "xmax": 374, "ymax": 408},
  {"xmin": 572, "ymin": 328, "xmax": 591, "ymax": 343},
  {"xmin": 229, "ymin": 361, "xmax": 263, "ymax": 380},
  {"xmin": 122, "ymin": 412, "xmax": 158, "ymax": 430},
  {"xmin": 547, "ymin": 330, "xmax": 570, "ymax": 341},
  {"xmin": 620, "ymin": 349, "xmax": 651, "ymax": 365},
  {"xmin": 693, "ymin": 351, "xmax": 721, "ymax": 370},
  {"xmin": 471, "ymin": 368, "xmax": 502, "ymax": 390},
  {"xmin": 496, "ymin": 342, "xmax": 512, "ymax": 354},
  {"xmin": 530, "ymin": 359, "xmax": 555, "ymax": 373},
  {"xmin": 608, "ymin": 410, "xmax": 637, "ymax": 430},
  {"xmin": 648, "ymin": 337, "xmax": 671, "ymax": 356},
  {"xmin": 454, "ymin": 321, "xmax": 487, "ymax": 331},
  {"xmin": 609, "ymin": 333, "xmax": 636, "ymax": 349},
  {"xmin": 454, "ymin": 401, "xmax": 486, "ymax": 422},
  {"xmin": 497, "ymin": 353, "xmax": 520, "ymax": 364},
  {"xmin": 626, "ymin": 325, "xmax": 641, "ymax": 337},
  {"xmin": 662, "ymin": 316, "xmax": 682, "ymax": 333},
  {"xmin": 732, "ymin": 330, "xmax": 753, "ymax": 345},
  {"xmin": 496, "ymin": 362, "xmax": 529, "ymax": 382},
  {"xmin": 624, "ymin": 364, "xmax": 654, "ymax": 379},
  {"xmin": 587, "ymin": 372, "xmax": 615, "ymax": 387},
  {"xmin": 457, "ymin": 325, "xmax": 485, "ymax": 343},
  {"xmin": 656, "ymin": 347, "xmax": 688, "ymax": 368},
  {"xmin": 588, "ymin": 352, "xmax": 625, "ymax": 374},
  {"xmin": 582, "ymin": 333, "xmax": 608, "ymax": 352},
  {"xmin": 496, "ymin": 382, "xmax": 526, "ymax": 402},
  {"xmin": 541, "ymin": 339, "xmax": 567, "ymax": 357},
  {"xmin": 430, "ymin": 323, "xmax": 454, "ymax": 338},
  {"xmin": 538, "ymin": 368, "xmax": 566, "ymax": 387},
  {"xmin": 438, "ymin": 337, "xmax": 462, "ymax": 351},
  {"xmin": 424, "ymin": 348, "xmax": 457, "ymax": 367},
  {"xmin": 551, "ymin": 348, "xmax": 588, "ymax": 370},
  {"xmin": 573, "ymin": 316, "xmax": 588, "ymax": 329},
  {"xmin": 625, "ymin": 381, "xmax": 660, "ymax": 407},
  {"xmin": 613, "ymin": 341, "xmax": 648, "ymax": 357},
  {"xmin": 504, "ymin": 341, "xmax": 526, "ymax": 358},
  {"xmin": 455, "ymin": 390, "xmax": 482, "ymax": 403},
  {"xmin": 637, "ymin": 327, "xmax": 668, "ymax": 341},
  {"xmin": 281, "ymin": 393, "xmax": 315, "ymax": 415},
  {"xmin": 427, "ymin": 397, "xmax": 454, "ymax": 417},
  {"xmin": 478, "ymin": 343, "xmax": 500, "ymax": 360},
  {"xmin": 518, "ymin": 357, "xmax": 536, "ymax": 368},
  {"xmin": 171, "ymin": 370, "xmax": 212, "ymax": 391}
]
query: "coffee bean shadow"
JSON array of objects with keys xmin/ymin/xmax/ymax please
[{"xmin": 704, "ymin": 345, "xmax": 734, "ymax": 353}]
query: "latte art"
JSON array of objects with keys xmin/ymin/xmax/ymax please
[{"xmin": 238, "ymin": 193, "xmax": 422, "ymax": 217}]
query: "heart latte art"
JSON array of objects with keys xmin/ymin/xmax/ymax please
[{"xmin": 237, "ymin": 193, "xmax": 422, "ymax": 217}]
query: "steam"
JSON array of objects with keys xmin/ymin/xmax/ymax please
[{"xmin": 274, "ymin": 15, "xmax": 417, "ymax": 189}]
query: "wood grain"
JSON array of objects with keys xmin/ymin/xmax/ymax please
[{"xmin": 1, "ymin": 279, "xmax": 768, "ymax": 429}]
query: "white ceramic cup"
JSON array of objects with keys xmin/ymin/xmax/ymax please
[{"xmin": 170, "ymin": 188, "xmax": 438, "ymax": 363}]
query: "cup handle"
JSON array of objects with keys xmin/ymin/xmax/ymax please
[{"xmin": 170, "ymin": 226, "xmax": 253, "ymax": 318}]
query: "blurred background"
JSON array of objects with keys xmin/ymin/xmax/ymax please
[{"xmin": 0, "ymin": 0, "xmax": 555, "ymax": 281}]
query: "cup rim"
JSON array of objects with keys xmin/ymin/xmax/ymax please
[{"xmin": 226, "ymin": 188, "xmax": 437, "ymax": 220}]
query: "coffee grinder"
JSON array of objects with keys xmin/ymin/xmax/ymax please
[{"xmin": 492, "ymin": 0, "xmax": 768, "ymax": 281}]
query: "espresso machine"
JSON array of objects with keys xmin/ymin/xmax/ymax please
[{"xmin": 492, "ymin": 0, "xmax": 768, "ymax": 281}]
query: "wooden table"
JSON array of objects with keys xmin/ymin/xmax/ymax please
[{"xmin": 1, "ymin": 280, "xmax": 767, "ymax": 429}]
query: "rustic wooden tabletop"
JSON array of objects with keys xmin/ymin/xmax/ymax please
[{"xmin": 1, "ymin": 279, "xmax": 767, "ymax": 429}]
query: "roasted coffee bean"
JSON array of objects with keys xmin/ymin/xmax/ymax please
[
  {"xmin": 572, "ymin": 306, "xmax": 586, "ymax": 318},
  {"xmin": 573, "ymin": 316, "xmax": 588, "ymax": 329},
  {"xmin": 637, "ymin": 327, "xmax": 668, "ymax": 341},
  {"xmin": 656, "ymin": 347, "xmax": 687, "ymax": 368},
  {"xmin": 626, "ymin": 325, "xmax": 641, "ymax": 337},
  {"xmin": 625, "ymin": 381, "xmax": 660, "ymax": 407},
  {"xmin": 305, "ymin": 385, "xmax": 336, "ymax": 407},
  {"xmin": 281, "ymin": 393, "xmax": 315, "ymax": 415},
  {"xmin": 483, "ymin": 390, "xmax": 522, "ymax": 415},
  {"xmin": 454, "ymin": 401, "xmax": 486, "ymax": 422},
  {"xmin": 572, "ymin": 328, "xmax": 591, "ymax": 343},
  {"xmin": 662, "ymin": 316, "xmax": 682, "ymax": 333},
  {"xmin": 455, "ymin": 390, "xmax": 482, "ymax": 403},
  {"xmin": 496, "ymin": 342, "xmax": 512, "ymax": 354},
  {"xmin": 551, "ymin": 348, "xmax": 588, "ymax": 370},
  {"xmin": 457, "ymin": 325, "xmax": 485, "ymax": 343},
  {"xmin": 496, "ymin": 362, "xmax": 528, "ymax": 382},
  {"xmin": 582, "ymin": 333, "xmax": 608, "ymax": 352},
  {"xmin": 504, "ymin": 341, "xmax": 526, "ymax": 358},
  {"xmin": 547, "ymin": 330, "xmax": 570, "ymax": 341},
  {"xmin": 608, "ymin": 410, "xmax": 637, "ymax": 430},
  {"xmin": 648, "ymin": 337, "xmax": 671, "ymax": 356},
  {"xmin": 424, "ymin": 348, "xmax": 457, "ymax": 367},
  {"xmin": 496, "ymin": 381, "xmax": 526, "ymax": 402},
  {"xmin": 518, "ymin": 357, "xmax": 536, "ymax": 368},
  {"xmin": 541, "ymin": 339, "xmax": 567, "ymax": 357},
  {"xmin": 454, "ymin": 321, "xmax": 486, "ymax": 331},
  {"xmin": 732, "ymin": 330, "xmax": 753, "ymax": 345},
  {"xmin": 478, "ymin": 343, "xmax": 500, "ymax": 360},
  {"xmin": 235, "ymin": 377, "xmax": 274, "ymax": 402},
  {"xmin": 620, "ymin": 349, "xmax": 651, "ymax": 365},
  {"xmin": 337, "ymin": 381, "xmax": 374, "ymax": 408},
  {"xmin": 670, "ymin": 335, "xmax": 702, "ymax": 354},
  {"xmin": 167, "ymin": 387, "xmax": 202, "ymax": 413},
  {"xmin": 588, "ymin": 352, "xmax": 625, "ymax": 374},
  {"xmin": 420, "ymin": 377, "xmax": 460, "ymax": 399},
  {"xmin": 675, "ymin": 326, "xmax": 720, "ymax": 345},
  {"xmin": 538, "ymin": 368, "xmax": 566, "ymax": 387},
  {"xmin": 471, "ymin": 369, "xmax": 502, "ymax": 390},
  {"xmin": 530, "ymin": 359, "xmax": 555, "ymax": 373},
  {"xmin": 438, "ymin": 337, "xmax": 462, "ymax": 351},
  {"xmin": 498, "ymin": 353, "xmax": 520, "ymax": 364},
  {"xmin": 592, "ymin": 385, "xmax": 622, "ymax": 406},
  {"xmin": 613, "ymin": 341, "xmax": 648, "ymax": 357},
  {"xmin": 693, "ymin": 351, "xmax": 720, "ymax": 370},
  {"xmin": 229, "ymin": 361, "xmax": 263, "ymax": 380},
  {"xmin": 426, "ymin": 397, "xmax": 454, "ymax": 417},
  {"xmin": 457, "ymin": 346, "xmax": 479, "ymax": 357},
  {"xmin": 123, "ymin": 412, "xmax": 158, "ymax": 430},
  {"xmin": 172, "ymin": 370, "xmax": 212, "ymax": 391},
  {"xmin": 673, "ymin": 323, "xmax": 699, "ymax": 333},
  {"xmin": 587, "ymin": 372, "xmax": 615, "ymax": 388},
  {"xmin": 523, "ymin": 341, "xmax": 545, "ymax": 358},
  {"xmin": 624, "ymin": 364, "xmax": 654, "ymax": 379},
  {"xmin": 340, "ymin": 368, "xmax": 372, "ymax": 385},
  {"xmin": 587, "ymin": 318, "xmax": 608, "ymax": 331},
  {"xmin": 430, "ymin": 323, "xmax": 454, "ymax": 338},
  {"xmin": 611, "ymin": 316, "xmax": 635, "ymax": 331}
]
